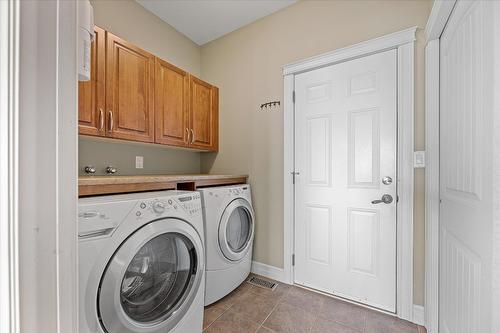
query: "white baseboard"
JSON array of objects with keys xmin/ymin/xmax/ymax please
[
  {"xmin": 251, "ymin": 261, "xmax": 289, "ymax": 284},
  {"xmin": 413, "ymin": 304, "xmax": 425, "ymax": 326}
]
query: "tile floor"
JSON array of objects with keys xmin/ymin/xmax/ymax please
[{"xmin": 203, "ymin": 274, "xmax": 427, "ymax": 333}]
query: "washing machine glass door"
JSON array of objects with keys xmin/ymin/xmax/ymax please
[
  {"xmin": 98, "ymin": 218, "xmax": 204, "ymax": 333},
  {"xmin": 218, "ymin": 198, "xmax": 255, "ymax": 261}
]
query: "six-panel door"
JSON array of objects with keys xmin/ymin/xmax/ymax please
[
  {"xmin": 78, "ymin": 26, "xmax": 105, "ymax": 136},
  {"xmin": 154, "ymin": 58, "xmax": 190, "ymax": 147},
  {"xmin": 294, "ymin": 49, "xmax": 397, "ymax": 312},
  {"xmin": 189, "ymin": 76, "xmax": 219, "ymax": 151},
  {"xmin": 106, "ymin": 32, "xmax": 155, "ymax": 143}
]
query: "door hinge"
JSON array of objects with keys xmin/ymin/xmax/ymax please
[
  {"xmin": 292, "ymin": 90, "xmax": 296, "ymax": 103},
  {"xmin": 292, "ymin": 254, "xmax": 295, "ymax": 266},
  {"xmin": 291, "ymin": 171, "xmax": 300, "ymax": 184}
]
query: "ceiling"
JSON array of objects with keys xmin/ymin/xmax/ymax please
[{"xmin": 135, "ymin": 0, "xmax": 297, "ymax": 45}]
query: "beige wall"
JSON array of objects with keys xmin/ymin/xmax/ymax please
[
  {"xmin": 90, "ymin": 0, "xmax": 200, "ymax": 75},
  {"xmin": 79, "ymin": 137, "xmax": 201, "ymax": 176},
  {"xmin": 80, "ymin": 0, "xmax": 202, "ymax": 175},
  {"xmin": 200, "ymin": 0, "xmax": 432, "ymax": 305}
]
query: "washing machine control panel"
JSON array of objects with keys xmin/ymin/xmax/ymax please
[
  {"xmin": 136, "ymin": 193, "xmax": 202, "ymax": 219},
  {"xmin": 152, "ymin": 201, "xmax": 166, "ymax": 214}
]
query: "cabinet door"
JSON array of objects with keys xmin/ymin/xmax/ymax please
[
  {"xmin": 154, "ymin": 58, "xmax": 189, "ymax": 147},
  {"xmin": 78, "ymin": 26, "xmax": 105, "ymax": 136},
  {"xmin": 106, "ymin": 32, "xmax": 155, "ymax": 143},
  {"xmin": 189, "ymin": 76, "xmax": 219, "ymax": 151}
]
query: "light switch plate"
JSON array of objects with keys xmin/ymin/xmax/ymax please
[
  {"xmin": 414, "ymin": 151, "xmax": 425, "ymax": 168},
  {"xmin": 135, "ymin": 156, "xmax": 144, "ymax": 169}
]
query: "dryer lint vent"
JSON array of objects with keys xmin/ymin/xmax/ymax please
[{"xmin": 247, "ymin": 276, "xmax": 277, "ymax": 290}]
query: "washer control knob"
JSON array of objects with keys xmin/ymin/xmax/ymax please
[{"xmin": 152, "ymin": 201, "xmax": 165, "ymax": 214}]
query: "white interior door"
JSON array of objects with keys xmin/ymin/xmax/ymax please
[
  {"xmin": 439, "ymin": 1, "xmax": 498, "ymax": 332},
  {"xmin": 294, "ymin": 49, "xmax": 397, "ymax": 312}
]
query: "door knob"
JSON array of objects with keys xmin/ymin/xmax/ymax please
[
  {"xmin": 382, "ymin": 176, "xmax": 393, "ymax": 185},
  {"xmin": 371, "ymin": 194, "xmax": 393, "ymax": 204}
]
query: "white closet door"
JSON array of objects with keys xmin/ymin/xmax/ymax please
[
  {"xmin": 294, "ymin": 49, "xmax": 397, "ymax": 312},
  {"xmin": 439, "ymin": 1, "xmax": 498, "ymax": 332}
]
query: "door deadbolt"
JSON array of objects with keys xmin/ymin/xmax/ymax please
[{"xmin": 382, "ymin": 176, "xmax": 393, "ymax": 185}]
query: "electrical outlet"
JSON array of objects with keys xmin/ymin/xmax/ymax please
[
  {"xmin": 135, "ymin": 156, "xmax": 144, "ymax": 169},
  {"xmin": 414, "ymin": 151, "xmax": 425, "ymax": 168}
]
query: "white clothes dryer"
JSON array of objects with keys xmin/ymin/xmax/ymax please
[
  {"xmin": 78, "ymin": 191, "xmax": 205, "ymax": 333},
  {"xmin": 198, "ymin": 184, "xmax": 255, "ymax": 305}
]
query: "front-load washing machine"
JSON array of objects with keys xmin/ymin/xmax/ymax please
[
  {"xmin": 78, "ymin": 191, "xmax": 205, "ymax": 333},
  {"xmin": 198, "ymin": 184, "xmax": 255, "ymax": 305}
]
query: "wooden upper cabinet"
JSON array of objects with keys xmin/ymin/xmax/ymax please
[
  {"xmin": 78, "ymin": 27, "xmax": 219, "ymax": 151},
  {"xmin": 154, "ymin": 58, "xmax": 189, "ymax": 147},
  {"xmin": 106, "ymin": 32, "xmax": 155, "ymax": 143},
  {"xmin": 189, "ymin": 76, "xmax": 219, "ymax": 151},
  {"xmin": 78, "ymin": 26, "xmax": 105, "ymax": 136}
]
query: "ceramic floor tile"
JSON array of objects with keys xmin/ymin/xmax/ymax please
[
  {"xmin": 280, "ymin": 286, "xmax": 326, "ymax": 312},
  {"xmin": 203, "ymin": 280, "xmax": 415, "ymax": 333},
  {"xmin": 210, "ymin": 283, "xmax": 254, "ymax": 310},
  {"xmin": 262, "ymin": 302, "xmax": 315, "ymax": 333},
  {"xmin": 310, "ymin": 316, "xmax": 362, "ymax": 333},
  {"xmin": 203, "ymin": 305, "xmax": 226, "ymax": 329},
  {"xmin": 417, "ymin": 325, "xmax": 427, "ymax": 333},
  {"xmin": 364, "ymin": 310, "xmax": 418, "ymax": 333},
  {"xmin": 317, "ymin": 297, "xmax": 367, "ymax": 332},
  {"xmin": 364, "ymin": 309, "xmax": 396, "ymax": 326},
  {"xmin": 204, "ymin": 311, "xmax": 260, "ymax": 333},
  {"xmin": 392, "ymin": 318, "xmax": 419, "ymax": 333},
  {"xmin": 230, "ymin": 291, "xmax": 279, "ymax": 324}
]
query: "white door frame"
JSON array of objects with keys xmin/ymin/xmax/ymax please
[
  {"xmin": 0, "ymin": 1, "xmax": 20, "ymax": 332},
  {"xmin": 283, "ymin": 27, "xmax": 416, "ymax": 322},
  {"xmin": 423, "ymin": 2, "xmax": 456, "ymax": 333},
  {"xmin": 2, "ymin": 1, "xmax": 79, "ymax": 332}
]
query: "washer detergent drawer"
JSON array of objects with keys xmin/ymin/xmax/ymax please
[{"xmin": 78, "ymin": 201, "xmax": 136, "ymax": 239}]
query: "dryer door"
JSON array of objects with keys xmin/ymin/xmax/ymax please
[
  {"xmin": 98, "ymin": 218, "xmax": 204, "ymax": 333},
  {"xmin": 218, "ymin": 198, "xmax": 255, "ymax": 261}
]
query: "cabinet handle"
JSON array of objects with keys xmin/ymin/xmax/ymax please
[
  {"xmin": 186, "ymin": 128, "xmax": 189, "ymax": 143},
  {"xmin": 99, "ymin": 108, "xmax": 104, "ymax": 131},
  {"xmin": 108, "ymin": 110, "xmax": 113, "ymax": 132},
  {"xmin": 190, "ymin": 129, "xmax": 195, "ymax": 144}
]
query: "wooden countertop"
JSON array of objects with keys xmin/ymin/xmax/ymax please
[{"xmin": 79, "ymin": 174, "xmax": 248, "ymax": 197}]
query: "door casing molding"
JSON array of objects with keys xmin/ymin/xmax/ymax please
[
  {"xmin": 0, "ymin": 1, "xmax": 20, "ymax": 332},
  {"xmin": 424, "ymin": 2, "xmax": 456, "ymax": 332},
  {"xmin": 14, "ymin": 1, "xmax": 79, "ymax": 331},
  {"xmin": 283, "ymin": 27, "xmax": 416, "ymax": 322}
]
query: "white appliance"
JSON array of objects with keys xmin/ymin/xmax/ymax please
[
  {"xmin": 198, "ymin": 184, "xmax": 255, "ymax": 305},
  {"xmin": 78, "ymin": 191, "xmax": 205, "ymax": 333},
  {"xmin": 78, "ymin": 0, "xmax": 94, "ymax": 81}
]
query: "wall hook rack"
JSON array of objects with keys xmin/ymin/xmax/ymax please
[{"xmin": 260, "ymin": 101, "xmax": 281, "ymax": 110}]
